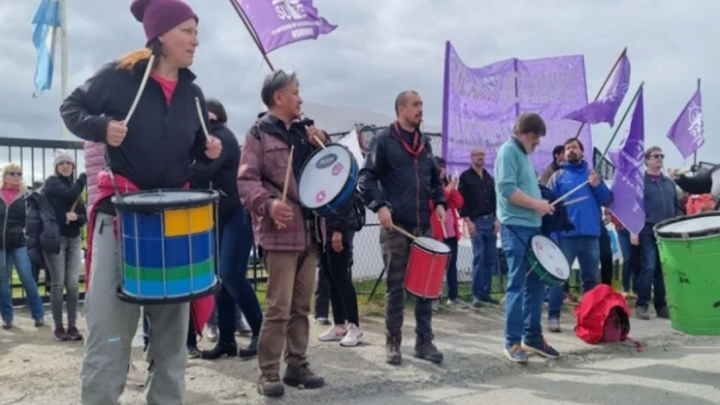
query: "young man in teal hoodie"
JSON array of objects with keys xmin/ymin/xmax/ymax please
[
  {"xmin": 546, "ymin": 138, "xmax": 613, "ymax": 332},
  {"xmin": 495, "ymin": 113, "xmax": 559, "ymax": 364}
]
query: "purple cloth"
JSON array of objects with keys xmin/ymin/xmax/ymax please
[
  {"xmin": 233, "ymin": 0, "xmax": 336, "ymax": 54},
  {"xmin": 441, "ymin": 41, "xmax": 592, "ymax": 175},
  {"xmin": 608, "ymin": 88, "xmax": 645, "ymax": 235},
  {"xmin": 666, "ymin": 88, "xmax": 704, "ymax": 159},
  {"xmin": 131, "ymin": 0, "xmax": 197, "ymax": 46},
  {"xmin": 563, "ymin": 54, "xmax": 630, "ymax": 127}
]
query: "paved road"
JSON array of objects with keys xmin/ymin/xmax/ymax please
[{"xmin": 345, "ymin": 342, "xmax": 720, "ymax": 405}]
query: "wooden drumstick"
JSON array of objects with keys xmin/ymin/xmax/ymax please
[
  {"xmin": 195, "ymin": 97, "xmax": 212, "ymax": 141},
  {"xmin": 392, "ymin": 224, "xmax": 416, "ymax": 240},
  {"xmin": 124, "ymin": 54, "xmax": 155, "ymax": 127},
  {"xmin": 562, "ymin": 196, "xmax": 589, "ymax": 207},
  {"xmin": 281, "ymin": 146, "xmax": 294, "ymax": 203},
  {"xmin": 66, "ymin": 197, "xmax": 80, "ymax": 225},
  {"xmin": 551, "ymin": 180, "xmax": 589, "ymax": 206}
]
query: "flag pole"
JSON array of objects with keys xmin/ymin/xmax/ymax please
[
  {"xmin": 573, "ymin": 47, "xmax": 627, "ymax": 139},
  {"xmin": 597, "ymin": 81, "xmax": 644, "ymax": 170},
  {"xmin": 59, "ymin": 0, "xmax": 69, "ymax": 139},
  {"xmin": 228, "ymin": 0, "xmax": 275, "ymax": 71},
  {"xmin": 692, "ymin": 77, "xmax": 701, "ymax": 169}
]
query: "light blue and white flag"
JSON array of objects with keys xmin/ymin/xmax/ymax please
[{"xmin": 32, "ymin": 0, "xmax": 61, "ymax": 96}]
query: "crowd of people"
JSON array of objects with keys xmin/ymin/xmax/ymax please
[{"xmin": 0, "ymin": 0, "xmax": 716, "ymax": 403}]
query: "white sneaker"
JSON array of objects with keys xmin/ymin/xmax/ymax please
[
  {"xmin": 205, "ymin": 325, "xmax": 218, "ymax": 342},
  {"xmin": 432, "ymin": 300, "xmax": 440, "ymax": 312},
  {"xmin": 318, "ymin": 326, "xmax": 346, "ymax": 342},
  {"xmin": 340, "ymin": 324, "xmax": 364, "ymax": 347},
  {"xmin": 447, "ymin": 298, "xmax": 469, "ymax": 308}
]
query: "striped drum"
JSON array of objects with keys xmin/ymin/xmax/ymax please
[{"xmin": 113, "ymin": 189, "xmax": 221, "ymax": 304}]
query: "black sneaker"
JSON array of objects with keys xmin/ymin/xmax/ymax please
[
  {"xmin": 238, "ymin": 336, "xmax": 258, "ymax": 360},
  {"xmin": 282, "ymin": 363, "xmax": 325, "ymax": 389},
  {"xmin": 34, "ymin": 318, "xmax": 45, "ymax": 327},
  {"xmin": 2, "ymin": 320, "xmax": 12, "ymax": 330},
  {"xmin": 656, "ymin": 307, "xmax": 670, "ymax": 319},
  {"xmin": 257, "ymin": 374, "xmax": 285, "ymax": 398},
  {"xmin": 386, "ymin": 334, "xmax": 402, "ymax": 365},
  {"xmin": 187, "ymin": 346, "xmax": 201, "ymax": 359},
  {"xmin": 201, "ymin": 341, "xmax": 238, "ymax": 360},
  {"xmin": 53, "ymin": 327, "xmax": 68, "ymax": 341},
  {"xmin": 66, "ymin": 326, "xmax": 83, "ymax": 341},
  {"xmin": 414, "ymin": 333, "xmax": 444, "ymax": 364}
]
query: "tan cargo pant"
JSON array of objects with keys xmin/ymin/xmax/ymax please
[{"xmin": 257, "ymin": 230, "xmax": 318, "ymax": 376}]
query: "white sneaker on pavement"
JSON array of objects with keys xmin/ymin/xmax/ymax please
[
  {"xmin": 318, "ymin": 325, "xmax": 346, "ymax": 342},
  {"xmin": 340, "ymin": 324, "xmax": 364, "ymax": 347}
]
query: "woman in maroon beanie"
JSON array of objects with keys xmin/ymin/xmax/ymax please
[{"xmin": 59, "ymin": 0, "xmax": 221, "ymax": 403}]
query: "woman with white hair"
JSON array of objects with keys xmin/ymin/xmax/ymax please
[
  {"xmin": 0, "ymin": 162, "xmax": 45, "ymax": 329},
  {"xmin": 27, "ymin": 151, "xmax": 87, "ymax": 341}
]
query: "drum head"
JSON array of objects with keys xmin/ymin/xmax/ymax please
[
  {"xmin": 113, "ymin": 189, "xmax": 219, "ymax": 211},
  {"xmin": 413, "ymin": 237, "xmax": 451, "ymax": 254},
  {"xmin": 530, "ymin": 235, "xmax": 570, "ymax": 281},
  {"xmin": 298, "ymin": 144, "xmax": 354, "ymax": 209},
  {"xmin": 655, "ymin": 213, "xmax": 720, "ymax": 238}
]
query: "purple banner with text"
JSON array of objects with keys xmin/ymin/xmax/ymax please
[{"xmin": 442, "ymin": 41, "xmax": 592, "ymax": 175}]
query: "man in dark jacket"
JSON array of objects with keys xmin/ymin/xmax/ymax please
[{"xmin": 358, "ymin": 90, "xmax": 447, "ymax": 365}]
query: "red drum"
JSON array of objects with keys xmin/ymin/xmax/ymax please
[{"xmin": 404, "ymin": 237, "xmax": 451, "ymax": 299}]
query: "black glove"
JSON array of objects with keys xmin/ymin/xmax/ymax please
[{"xmin": 77, "ymin": 173, "xmax": 87, "ymax": 183}]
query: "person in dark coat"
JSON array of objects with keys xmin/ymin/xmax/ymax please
[
  {"xmin": 192, "ymin": 98, "xmax": 264, "ymax": 361},
  {"xmin": 27, "ymin": 151, "xmax": 87, "ymax": 342}
]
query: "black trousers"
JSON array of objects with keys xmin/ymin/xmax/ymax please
[
  {"xmin": 318, "ymin": 234, "xmax": 359, "ymax": 325},
  {"xmin": 599, "ymin": 227, "xmax": 614, "ymax": 286}
]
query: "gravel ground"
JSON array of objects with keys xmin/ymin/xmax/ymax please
[{"xmin": 0, "ymin": 303, "xmax": 702, "ymax": 405}]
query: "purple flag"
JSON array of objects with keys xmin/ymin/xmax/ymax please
[
  {"xmin": 441, "ymin": 41, "xmax": 592, "ymax": 175},
  {"xmin": 609, "ymin": 87, "xmax": 645, "ymax": 235},
  {"xmin": 233, "ymin": 0, "xmax": 336, "ymax": 54},
  {"xmin": 563, "ymin": 54, "xmax": 631, "ymax": 127},
  {"xmin": 666, "ymin": 88, "xmax": 704, "ymax": 159}
]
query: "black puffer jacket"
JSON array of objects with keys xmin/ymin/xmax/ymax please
[
  {"xmin": 191, "ymin": 121, "xmax": 241, "ymax": 224},
  {"xmin": 0, "ymin": 190, "xmax": 28, "ymax": 250},
  {"xmin": 43, "ymin": 174, "xmax": 87, "ymax": 237},
  {"xmin": 326, "ymin": 191, "xmax": 365, "ymax": 235},
  {"xmin": 26, "ymin": 191, "xmax": 59, "ymax": 266},
  {"xmin": 358, "ymin": 124, "xmax": 446, "ymax": 229}
]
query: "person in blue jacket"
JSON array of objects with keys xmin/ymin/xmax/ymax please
[{"xmin": 546, "ymin": 138, "xmax": 613, "ymax": 332}]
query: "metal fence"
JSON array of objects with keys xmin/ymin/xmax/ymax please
[{"xmin": 7, "ymin": 131, "xmax": 602, "ymax": 307}]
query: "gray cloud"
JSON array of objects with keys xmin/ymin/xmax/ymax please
[{"xmin": 0, "ymin": 0, "xmax": 718, "ymax": 170}]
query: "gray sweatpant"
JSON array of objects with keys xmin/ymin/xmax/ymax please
[
  {"xmin": 43, "ymin": 235, "xmax": 82, "ymax": 328},
  {"xmin": 80, "ymin": 213, "xmax": 190, "ymax": 405}
]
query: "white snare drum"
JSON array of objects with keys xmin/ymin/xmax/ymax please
[
  {"xmin": 297, "ymin": 143, "xmax": 359, "ymax": 216},
  {"xmin": 527, "ymin": 235, "xmax": 571, "ymax": 286}
]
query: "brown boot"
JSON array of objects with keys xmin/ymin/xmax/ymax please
[
  {"xmin": 386, "ymin": 334, "xmax": 402, "ymax": 365},
  {"xmin": 414, "ymin": 333, "xmax": 444, "ymax": 364},
  {"xmin": 257, "ymin": 374, "xmax": 285, "ymax": 398},
  {"xmin": 282, "ymin": 363, "xmax": 325, "ymax": 389}
]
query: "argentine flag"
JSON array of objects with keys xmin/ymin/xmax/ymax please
[{"xmin": 32, "ymin": 0, "xmax": 61, "ymax": 96}]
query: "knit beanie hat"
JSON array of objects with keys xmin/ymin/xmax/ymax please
[
  {"xmin": 54, "ymin": 150, "xmax": 75, "ymax": 168},
  {"xmin": 130, "ymin": 0, "xmax": 198, "ymax": 46}
]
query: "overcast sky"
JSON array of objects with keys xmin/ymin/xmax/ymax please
[{"xmin": 0, "ymin": 0, "xmax": 716, "ymax": 173}]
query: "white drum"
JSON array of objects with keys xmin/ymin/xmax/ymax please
[{"xmin": 528, "ymin": 235, "xmax": 571, "ymax": 286}]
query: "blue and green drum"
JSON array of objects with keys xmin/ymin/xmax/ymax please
[{"xmin": 113, "ymin": 189, "xmax": 221, "ymax": 304}]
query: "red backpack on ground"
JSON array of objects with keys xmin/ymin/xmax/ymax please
[{"xmin": 574, "ymin": 284, "xmax": 643, "ymax": 351}]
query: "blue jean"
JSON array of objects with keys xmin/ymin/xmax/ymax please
[
  {"xmin": 216, "ymin": 208, "xmax": 263, "ymax": 343},
  {"xmin": 471, "ymin": 216, "xmax": 498, "ymax": 299},
  {"xmin": 502, "ymin": 225, "xmax": 545, "ymax": 347},
  {"xmin": 548, "ymin": 236, "xmax": 600, "ymax": 319},
  {"xmin": 617, "ymin": 229, "xmax": 638, "ymax": 293},
  {"xmin": 637, "ymin": 225, "xmax": 667, "ymax": 309},
  {"xmin": 444, "ymin": 237, "xmax": 459, "ymax": 300},
  {"xmin": 0, "ymin": 247, "xmax": 45, "ymax": 322}
]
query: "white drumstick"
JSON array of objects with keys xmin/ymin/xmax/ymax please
[
  {"xmin": 124, "ymin": 54, "xmax": 155, "ymax": 126},
  {"xmin": 562, "ymin": 196, "xmax": 589, "ymax": 206},
  {"xmin": 195, "ymin": 97, "xmax": 211, "ymax": 141},
  {"xmin": 551, "ymin": 180, "xmax": 589, "ymax": 206}
]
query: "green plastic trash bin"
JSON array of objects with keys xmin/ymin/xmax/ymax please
[{"xmin": 655, "ymin": 212, "xmax": 720, "ymax": 335}]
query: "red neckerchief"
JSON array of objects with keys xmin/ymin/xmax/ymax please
[{"xmin": 393, "ymin": 121, "xmax": 425, "ymax": 157}]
